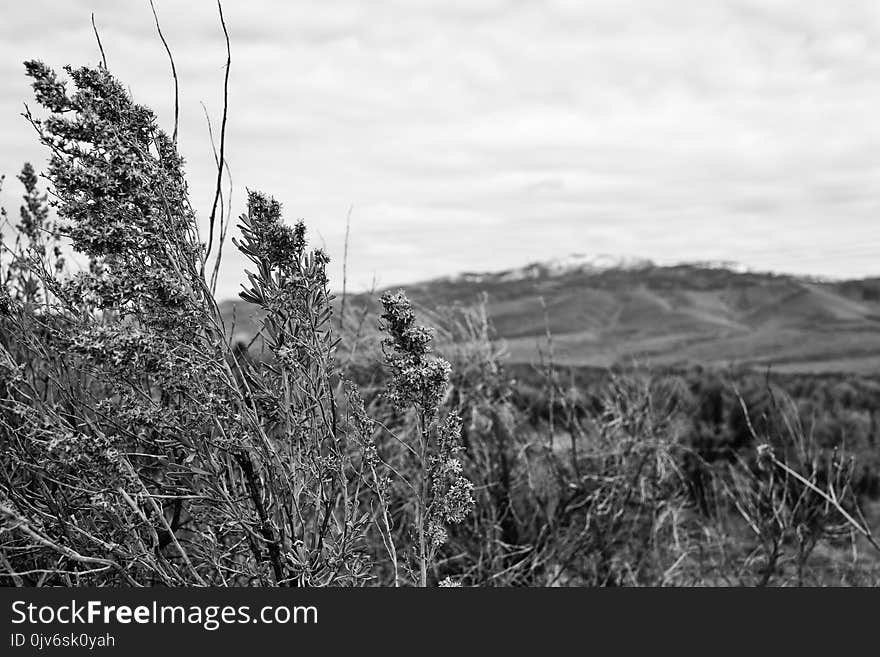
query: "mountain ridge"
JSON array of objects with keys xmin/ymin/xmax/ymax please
[
  {"xmin": 372, "ymin": 257, "xmax": 880, "ymax": 373},
  {"xmin": 222, "ymin": 256, "xmax": 880, "ymax": 374}
]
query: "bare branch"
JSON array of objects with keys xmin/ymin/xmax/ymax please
[
  {"xmin": 205, "ymin": 0, "xmax": 231, "ymax": 262},
  {"xmin": 148, "ymin": 0, "xmax": 179, "ymax": 143},
  {"xmin": 91, "ymin": 13, "xmax": 108, "ymax": 70}
]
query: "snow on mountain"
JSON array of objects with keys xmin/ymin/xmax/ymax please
[{"xmin": 454, "ymin": 253, "xmax": 655, "ymax": 284}]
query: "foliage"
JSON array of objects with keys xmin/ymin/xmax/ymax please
[{"xmin": 0, "ymin": 61, "xmax": 475, "ymax": 586}]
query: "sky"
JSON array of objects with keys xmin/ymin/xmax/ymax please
[{"xmin": 1, "ymin": 0, "xmax": 880, "ymax": 298}]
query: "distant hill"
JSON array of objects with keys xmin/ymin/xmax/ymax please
[{"xmin": 221, "ymin": 257, "xmax": 880, "ymax": 374}]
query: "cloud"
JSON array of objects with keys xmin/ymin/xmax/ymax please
[{"xmin": 1, "ymin": 0, "xmax": 879, "ymax": 297}]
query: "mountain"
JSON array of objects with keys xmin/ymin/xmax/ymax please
[
  {"xmin": 366, "ymin": 259, "xmax": 880, "ymax": 374},
  {"xmin": 221, "ymin": 257, "xmax": 880, "ymax": 374}
]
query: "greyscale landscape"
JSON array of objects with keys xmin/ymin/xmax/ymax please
[{"xmin": 1, "ymin": 1, "xmax": 880, "ymax": 587}]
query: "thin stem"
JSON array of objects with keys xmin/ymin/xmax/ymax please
[
  {"xmin": 147, "ymin": 0, "xmax": 179, "ymax": 144},
  {"xmin": 91, "ymin": 13, "xmax": 108, "ymax": 69},
  {"xmin": 205, "ymin": 0, "xmax": 231, "ymax": 261}
]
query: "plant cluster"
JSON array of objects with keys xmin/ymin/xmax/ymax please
[{"xmin": 0, "ymin": 61, "xmax": 473, "ymax": 586}]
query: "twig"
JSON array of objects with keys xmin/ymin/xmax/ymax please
[
  {"xmin": 202, "ymin": 101, "xmax": 234, "ymax": 293},
  {"xmin": 205, "ymin": 0, "xmax": 231, "ymax": 261},
  {"xmin": 148, "ymin": 0, "xmax": 179, "ymax": 143},
  {"xmin": 91, "ymin": 13, "xmax": 108, "ymax": 70}
]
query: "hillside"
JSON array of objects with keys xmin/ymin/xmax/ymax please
[{"xmin": 222, "ymin": 257, "xmax": 880, "ymax": 374}]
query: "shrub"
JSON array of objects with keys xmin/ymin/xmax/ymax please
[{"xmin": 0, "ymin": 61, "xmax": 402, "ymax": 586}]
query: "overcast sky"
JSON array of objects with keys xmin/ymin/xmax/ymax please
[{"xmin": 1, "ymin": 0, "xmax": 880, "ymax": 297}]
